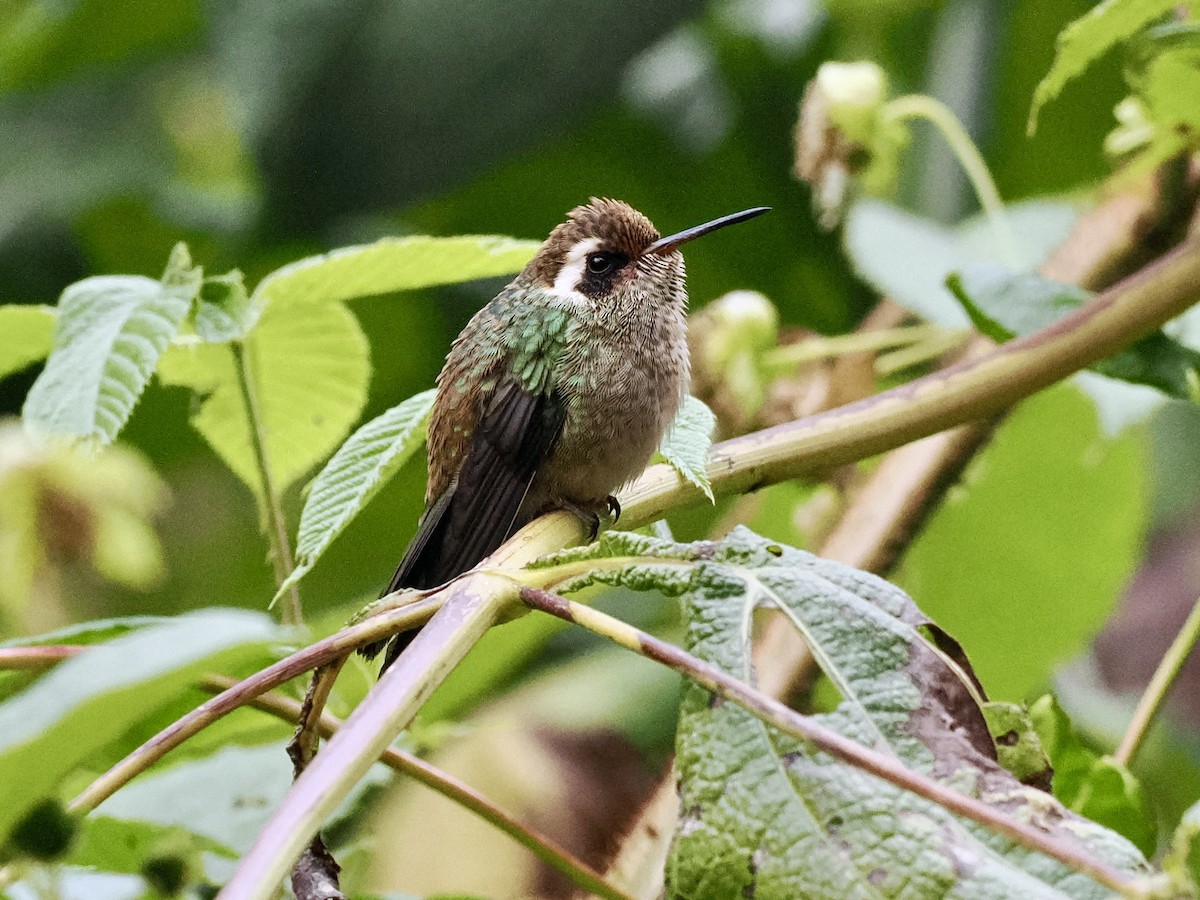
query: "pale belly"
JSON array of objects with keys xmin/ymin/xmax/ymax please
[{"xmin": 520, "ymin": 332, "xmax": 687, "ymax": 517}]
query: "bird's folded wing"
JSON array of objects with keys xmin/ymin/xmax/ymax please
[{"xmin": 382, "ymin": 375, "xmax": 566, "ymax": 596}]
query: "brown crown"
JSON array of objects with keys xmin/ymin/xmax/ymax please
[{"xmin": 525, "ymin": 198, "xmax": 661, "ymax": 285}]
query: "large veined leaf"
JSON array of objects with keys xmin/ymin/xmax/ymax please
[
  {"xmin": 273, "ymin": 389, "xmax": 437, "ymax": 604},
  {"xmin": 537, "ymin": 529, "xmax": 1149, "ymax": 899},
  {"xmin": 250, "ymin": 235, "xmax": 539, "ymax": 309},
  {"xmin": 656, "ymin": 394, "xmax": 716, "ymax": 502},
  {"xmin": 157, "ymin": 300, "xmax": 370, "ymax": 500},
  {"xmin": 0, "ymin": 305, "xmax": 56, "ymax": 380},
  {"xmin": 22, "ymin": 249, "xmax": 201, "ymax": 445},
  {"xmin": 1027, "ymin": 0, "xmax": 1180, "ymax": 134},
  {"xmin": 0, "ymin": 609, "xmax": 279, "ymax": 845}
]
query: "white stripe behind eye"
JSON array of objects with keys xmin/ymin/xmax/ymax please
[{"xmin": 551, "ymin": 237, "xmax": 602, "ymax": 298}]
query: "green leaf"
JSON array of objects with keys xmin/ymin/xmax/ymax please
[
  {"xmin": 70, "ymin": 816, "xmax": 233, "ymax": 880},
  {"xmin": 842, "ymin": 198, "xmax": 1078, "ymax": 327},
  {"xmin": 0, "ymin": 305, "xmax": 56, "ymax": 381},
  {"xmin": 1029, "ymin": 695, "xmax": 1157, "ymax": 858},
  {"xmin": 0, "ymin": 609, "xmax": 278, "ymax": 845},
  {"xmin": 541, "ymin": 529, "xmax": 1148, "ymax": 898},
  {"xmin": 23, "ymin": 247, "xmax": 202, "ymax": 445},
  {"xmin": 194, "ymin": 270, "xmax": 260, "ymax": 342},
  {"xmin": 158, "ymin": 300, "xmax": 370, "ymax": 499},
  {"xmin": 657, "ymin": 395, "xmax": 716, "ymax": 502},
  {"xmin": 948, "ymin": 265, "xmax": 1200, "ymax": 399},
  {"xmin": 95, "ymin": 741, "xmax": 389, "ymax": 858},
  {"xmin": 1027, "ymin": 0, "xmax": 1179, "ymax": 134},
  {"xmin": 250, "ymin": 235, "xmax": 539, "ymax": 309},
  {"xmin": 274, "ymin": 389, "xmax": 437, "ymax": 604},
  {"xmin": 1141, "ymin": 44, "xmax": 1200, "ymax": 134}
]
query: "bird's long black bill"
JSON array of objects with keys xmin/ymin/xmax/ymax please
[{"xmin": 647, "ymin": 206, "xmax": 771, "ymax": 255}]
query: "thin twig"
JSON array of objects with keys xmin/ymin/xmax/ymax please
[
  {"xmin": 1114, "ymin": 592, "xmax": 1200, "ymax": 766},
  {"xmin": 232, "ymin": 339, "xmax": 303, "ymax": 626},
  {"xmin": 207, "ymin": 675, "xmax": 634, "ymax": 900},
  {"xmin": 517, "ymin": 587, "xmax": 1150, "ymax": 900},
  {"xmin": 762, "ymin": 324, "xmax": 945, "ymax": 371},
  {"xmin": 884, "ymin": 94, "xmax": 1020, "ymax": 266}
]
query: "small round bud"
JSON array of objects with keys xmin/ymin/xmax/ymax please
[
  {"xmin": 795, "ymin": 60, "xmax": 907, "ymax": 228},
  {"xmin": 814, "ymin": 61, "xmax": 888, "ymax": 145}
]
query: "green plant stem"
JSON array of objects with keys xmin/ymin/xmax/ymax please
[
  {"xmin": 875, "ymin": 328, "xmax": 972, "ymax": 376},
  {"xmin": 762, "ymin": 324, "xmax": 944, "ymax": 371},
  {"xmin": 69, "ymin": 594, "xmax": 443, "ymax": 814},
  {"xmin": 212, "ymin": 676, "xmax": 633, "ymax": 900},
  {"xmin": 517, "ymin": 587, "xmax": 1149, "ymax": 899},
  {"xmin": 232, "ymin": 339, "xmax": 303, "ymax": 626},
  {"xmin": 884, "ymin": 94, "xmax": 1021, "ymax": 267},
  {"xmin": 1114, "ymin": 592, "xmax": 1200, "ymax": 766},
  {"xmin": 218, "ymin": 512, "xmax": 586, "ymax": 900}
]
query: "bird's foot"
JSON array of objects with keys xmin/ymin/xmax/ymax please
[
  {"xmin": 606, "ymin": 494, "xmax": 621, "ymax": 522},
  {"xmin": 562, "ymin": 497, "xmax": 620, "ymax": 541}
]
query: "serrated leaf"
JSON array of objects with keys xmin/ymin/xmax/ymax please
[
  {"xmin": 1028, "ymin": 0, "xmax": 1179, "ymax": 134},
  {"xmin": 23, "ymin": 256, "xmax": 201, "ymax": 444},
  {"xmin": 546, "ymin": 528, "xmax": 1149, "ymax": 899},
  {"xmin": 274, "ymin": 389, "xmax": 437, "ymax": 604},
  {"xmin": 1030, "ymin": 695, "xmax": 1157, "ymax": 857},
  {"xmin": 250, "ymin": 235, "xmax": 539, "ymax": 309},
  {"xmin": 0, "ymin": 609, "xmax": 279, "ymax": 845},
  {"xmin": 948, "ymin": 265, "xmax": 1200, "ymax": 398},
  {"xmin": 158, "ymin": 300, "xmax": 370, "ymax": 500},
  {"xmin": 657, "ymin": 395, "xmax": 715, "ymax": 502},
  {"xmin": 0, "ymin": 305, "xmax": 56, "ymax": 380}
]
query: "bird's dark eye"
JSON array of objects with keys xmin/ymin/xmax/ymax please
[{"xmin": 586, "ymin": 252, "xmax": 622, "ymax": 275}]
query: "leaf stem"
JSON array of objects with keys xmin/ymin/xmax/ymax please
[
  {"xmin": 211, "ymin": 675, "xmax": 633, "ymax": 900},
  {"xmin": 762, "ymin": 324, "xmax": 946, "ymax": 371},
  {"xmin": 1114, "ymin": 591, "xmax": 1200, "ymax": 766},
  {"xmin": 232, "ymin": 339, "xmax": 303, "ymax": 625},
  {"xmin": 518, "ymin": 587, "xmax": 1150, "ymax": 900},
  {"xmin": 884, "ymin": 94, "xmax": 1021, "ymax": 267}
]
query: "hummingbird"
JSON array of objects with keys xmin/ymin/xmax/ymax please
[{"xmin": 368, "ymin": 198, "xmax": 769, "ymax": 671}]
